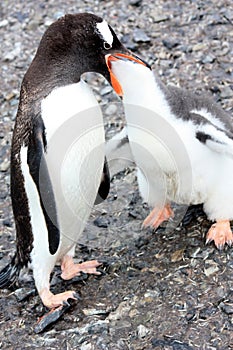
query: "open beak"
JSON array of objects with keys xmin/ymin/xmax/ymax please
[{"xmin": 105, "ymin": 53, "xmax": 151, "ymax": 97}]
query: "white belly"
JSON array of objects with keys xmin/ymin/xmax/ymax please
[{"xmin": 22, "ymin": 80, "xmax": 105, "ymax": 264}]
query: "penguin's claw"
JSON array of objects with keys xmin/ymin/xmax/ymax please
[
  {"xmin": 142, "ymin": 204, "xmax": 174, "ymax": 230},
  {"xmin": 40, "ymin": 288, "xmax": 78, "ymax": 309},
  {"xmin": 206, "ymin": 220, "xmax": 233, "ymax": 249},
  {"xmin": 61, "ymin": 256, "xmax": 102, "ymax": 280}
]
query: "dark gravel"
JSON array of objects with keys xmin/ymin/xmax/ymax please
[{"xmin": 0, "ymin": 0, "xmax": 233, "ymax": 349}]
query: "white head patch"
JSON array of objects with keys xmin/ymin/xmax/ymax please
[{"xmin": 96, "ymin": 20, "xmax": 113, "ymax": 46}]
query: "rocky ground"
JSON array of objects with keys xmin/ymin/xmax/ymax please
[{"xmin": 0, "ymin": 0, "xmax": 233, "ymax": 349}]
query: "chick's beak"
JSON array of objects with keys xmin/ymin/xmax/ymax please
[{"xmin": 105, "ymin": 53, "xmax": 150, "ymax": 97}]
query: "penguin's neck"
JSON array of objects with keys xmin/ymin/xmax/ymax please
[{"xmin": 112, "ymin": 62, "xmax": 171, "ymax": 119}]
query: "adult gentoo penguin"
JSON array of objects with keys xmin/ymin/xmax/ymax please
[
  {"xmin": 0, "ymin": 13, "xmax": 134, "ymax": 310},
  {"xmin": 105, "ymin": 52, "xmax": 233, "ymax": 249}
]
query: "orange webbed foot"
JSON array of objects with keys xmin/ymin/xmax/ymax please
[
  {"xmin": 61, "ymin": 255, "xmax": 102, "ymax": 280},
  {"xmin": 40, "ymin": 288, "xmax": 78, "ymax": 309},
  {"xmin": 142, "ymin": 203, "xmax": 174, "ymax": 230},
  {"xmin": 206, "ymin": 220, "xmax": 233, "ymax": 249},
  {"xmin": 35, "ymin": 290, "xmax": 80, "ymax": 333}
]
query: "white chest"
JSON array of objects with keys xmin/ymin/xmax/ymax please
[{"xmin": 22, "ymin": 81, "xmax": 105, "ymax": 260}]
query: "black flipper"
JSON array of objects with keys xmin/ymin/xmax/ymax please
[
  {"xmin": 95, "ymin": 157, "xmax": 110, "ymax": 205},
  {"xmin": 27, "ymin": 118, "xmax": 60, "ymax": 255},
  {"xmin": 0, "ymin": 255, "xmax": 21, "ymax": 288}
]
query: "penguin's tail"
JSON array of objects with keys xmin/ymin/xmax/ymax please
[{"xmin": 0, "ymin": 255, "xmax": 21, "ymax": 289}]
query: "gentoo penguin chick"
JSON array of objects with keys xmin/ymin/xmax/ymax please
[
  {"xmin": 105, "ymin": 53, "xmax": 233, "ymax": 249},
  {"xmin": 0, "ymin": 13, "xmax": 133, "ymax": 310}
]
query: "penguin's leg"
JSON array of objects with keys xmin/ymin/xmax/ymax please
[
  {"xmin": 137, "ymin": 168, "xmax": 173, "ymax": 229},
  {"xmin": 39, "ymin": 288, "xmax": 77, "ymax": 309},
  {"xmin": 61, "ymin": 246, "xmax": 101, "ymax": 281},
  {"xmin": 206, "ymin": 220, "xmax": 233, "ymax": 249},
  {"xmin": 32, "ymin": 253, "xmax": 78, "ymax": 309},
  {"xmin": 142, "ymin": 203, "xmax": 174, "ymax": 229}
]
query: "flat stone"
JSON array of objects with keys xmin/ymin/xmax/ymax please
[
  {"xmin": 137, "ymin": 324, "xmax": 150, "ymax": 338},
  {"xmin": 82, "ymin": 308, "xmax": 108, "ymax": 316},
  {"xmin": 3, "ymin": 43, "xmax": 21, "ymax": 62},
  {"xmin": 100, "ymin": 86, "xmax": 113, "ymax": 96},
  {"xmin": 150, "ymin": 12, "xmax": 169, "ymax": 23},
  {"xmin": 192, "ymin": 43, "xmax": 206, "ymax": 51},
  {"xmin": 133, "ymin": 28, "xmax": 150, "ymax": 43},
  {"xmin": 201, "ymin": 54, "xmax": 216, "ymax": 64},
  {"xmin": 105, "ymin": 104, "xmax": 117, "ymax": 115},
  {"xmin": 129, "ymin": 0, "xmax": 142, "ymax": 6},
  {"xmin": 80, "ymin": 343, "xmax": 94, "ymax": 350},
  {"xmin": 0, "ymin": 160, "xmax": 10, "ymax": 172},
  {"xmin": 162, "ymin": 39, "xmax": 180, "ymax": 50},
  {"xmin": 219, "ymin": 302, "xmax": 233, "ymax": 315},
  {"xmin": 93, "ymin": 216, "xmax": 109, "ymax": 228},
  {"xmin": 220, "ymin": 86, "xmax": 233, "ymax": 98},
  {"xmin": 204, "ymin": 265, "xmax": 219, "ymax": 276},
  {"xmin": 0, "ymin": 19, "xmax": 9, "ymax": 28}
]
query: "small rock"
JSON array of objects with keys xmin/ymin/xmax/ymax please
[
  {"xmin": 93, "ymin": 216, "xmax": 109, "ymax": 228},
  {"xmin": 199, "ymin": 306, "xmax": 217, "ymax": 319},
  {"xmin": 82, "ymin": 308, "xmax": 108, "ymax": 316},
  {"xmin": 105, "ymin": 104, "xmax": 117, "ymax": 115},
  {"xmin": 219, "ymin": 302, "xmax": 233, "ymax": 315},
  {"xmin": 80, "ymin": 343, "xmax": 94, "ymax": 350},
  {"xmin": 3, "ymin": 219, "xmax": 12, "ymax": 227},
  {"xmin": 144, "ymin": 289, "xmax": 160, "ymax": 299},
  {"xmin": 108, "ymin": 301, "xmax": 131, "ymax": 320},
  {"xmin": 137, "ymin": 324, "xmax": 150, "ymax": 338},
  {"xmin": 122, "ymin": 34, "xmax": 138, "ymax": 51},
  {"xmin": 129, "ymin": 0, "xmax": 142, "ymax": 5},
  {"xmin": 100, "ymin": 86, "xmax": 113, "ymax": 96},
  {"xmin": 13, "ymin": 287, "xmax": 35, "ymax": 302},
  {"xmin": 171, "ymin": 248, "xmax": 185, "ymax": 262},
  {"xmin": 128, "ymin": 210, "xmax": 137, "ymax": 218},
  {"xmin": 10, "ymin": 98, "xmax": 19, "ymax": 107},
  {"xmin": 201, "ymin": 54, "xmax": 216, "ymax": 64},
  {"xmin": 133, "ymin": 28, "xmax": 150, "ymax": 43},
  {"xmin": 186, "ymin": 309, "xmax": 196, "ymax": 321},
  {"xmin": 150, "ymin": 12, "xmax": 169, "ymax": 23},
  {"xmin": 53, "ymin": 11, "xmax": 65, "ymax": 19},
  {"xmin": 210, "ymin": 86, "xmax": 221, "ymax": 94},
  {"xmin": 151, "ymin": 338, "xmax": 167, "ymax": 347},
  {"xmin": 44, "ymin": 18, "xmax": 54, "ymax": 27},
  {"xmin": 220, "ymin": 86, "xmax": 233, "ymax": 98},
  {"xmin": 0, "ymin": 19, "xmax": 9, "ymax": 28},
  {"xmin": 5, "ymin": 92, "xmax": 15, "ymax": 101},
  {"xmin": 204, "ymin": 265, "xmax": 219, "ymax": 276},
  {"xmin": 0, "ymin": 160, "xmax": 10, "ymax": 172},
  {"xmin": 162, "ymin": 39, "xmax": 179, "ymax": 50},
  {"xmin": 87, "ymin": 320, "xmax": 109, "ymax": 334},
  {"xmin": 192, "ymin": 43, "xmax": 206, "ymax": 51},
  {"xmin": 3, "ymin": 43, "xmax": 21, "ymax": 62}
]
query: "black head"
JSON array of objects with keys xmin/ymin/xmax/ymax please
[{"xmin": 24, "ymin": 13, "xmax": 129, "ymax": 93}]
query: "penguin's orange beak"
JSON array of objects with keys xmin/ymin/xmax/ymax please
[{"xmin": 105, "ymin": 53, "xmax": 150, "ymax": 97}]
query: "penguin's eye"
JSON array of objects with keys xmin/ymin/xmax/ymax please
[{"xmin": 103, "ymin": 42, "xmax": 112, "ymax": 50}]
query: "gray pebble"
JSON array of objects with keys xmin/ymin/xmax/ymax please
[
  {"xmin": 0, "ymin": 160, "xmax": 10, "ymax": 172},
  {"xmin": 220, "ymin": 86, "xmax": 233, "ymax": 98},
  {"xmin": 3, "ymin": 43, "xmax": 21, "ymax": 62},
  {"xmin": 105, "ymin": 104, "xmax": 117, "ymax": 115},
  {"xmin": 137, "ymin": 324, "xmax": 150, "ymax": 338},
  {"xmin": 129, "ymin": 0, "xmax": 142, "ymax": 6},
  {"xmin": 201, "ymin": 54, "xmax": 216, "ymax": 64},
  {"xmin": 0, "ymin": 19, "xmax": 9, "ymax": 28},
  {"xmin": 133, "ymin": 28, "xmax": 150, "ymax": 43},
  {"xmin": 100, "ymin": 86, "xmax": 113, "ymax": 96}
]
